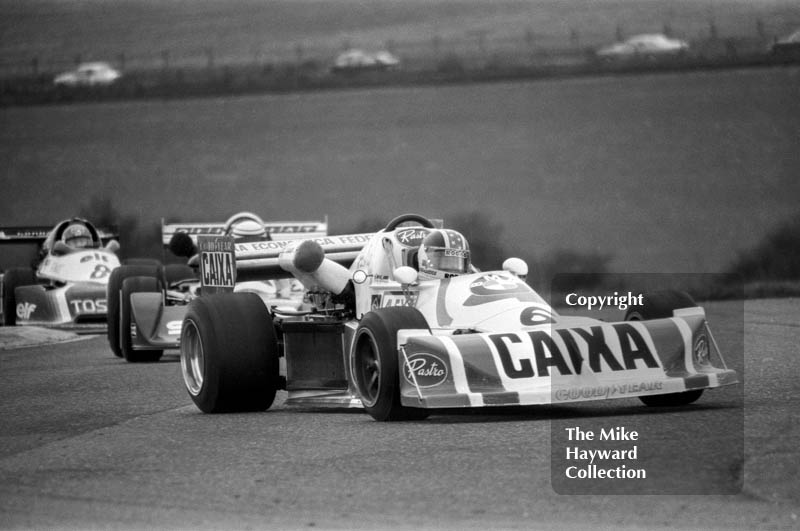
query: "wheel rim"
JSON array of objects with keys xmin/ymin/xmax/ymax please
[
  {"xmin": 181, "ymin": 319, "xmax": 205, "ymax": 396},
  {"xmin": 354, "ymin": 331, "xmax": 381, "ymax": 407}
]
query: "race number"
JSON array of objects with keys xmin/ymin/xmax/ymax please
[{"xmin": 198, "ymin": 236, "xmax": 236, "ymax": 294}]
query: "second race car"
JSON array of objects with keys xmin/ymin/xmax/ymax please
[{"xmin": 106, "ymin": 212, "xmax": 326, "ymax": 362}]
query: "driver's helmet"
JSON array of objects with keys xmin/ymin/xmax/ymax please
[
  {"xmin": 418, "ymin": 229, "xmax": 471, "ymax": 280},
  {"xmin": 62, "ymin": 223, "xmax": 93, "ymax": 249},
  {"xmin": 231, "ymin": 219, "xmax": 267, "ymax": 243}
]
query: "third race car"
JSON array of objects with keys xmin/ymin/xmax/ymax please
[{"xmin": 1, "ymin": 218, "xmax": 120, "ymax": 332}]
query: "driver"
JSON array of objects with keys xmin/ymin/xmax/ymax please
[
  {"xmin": 417, "ymin": 229, "xmax": 471, "ymax": 280},
  {"xmin": 62, "ymin": 223, "xmax": 93, "ymax": 249},
  {"xmin": 229, "ymin": 219, "xmax": 298, "ymax": 300},
  {"xmin": 230, "ymin": 219, "xmax": 268, "ymax": 243}
]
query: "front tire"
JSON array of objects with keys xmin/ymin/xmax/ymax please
[
  {"xmin": 107, "ymin": 264, "xmax": 162, "ymax": 357},
  {"xmin": 120, "ymin": 276, "xmax": 164, "ymax": 363},
  {"xmin": 2, "ymin": 268, "xmax": 36, "ymax": 325},
  {"xmin": 352, "ymin": 307, "xmax": 431, "ymax": 421},
  {"xmin": 180, "ymin": 292, "xmax": 279, "ymax": 413},
  {"xmin": 626, "ymin": 290, "xmax": 704, "ymax": 407}
]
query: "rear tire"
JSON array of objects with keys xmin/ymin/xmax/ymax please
[
  {"xmin": 352, "ymin": 306, "xmax": 431, "ymax": 421},
  {"xmin": 2, "ymin": 268, "xmax": 36, "ymax": 325},
  {"xmin": 625, "ymin": 290, "xmax": 697, "ymax": 321},
  {"xmin": 107, "ymin": 264, "xmax": 162, "ymax": 357},
  {"xmin": 626, "ymin": 290, "xmax": 704, "ymax": 407},
  {"xmin": 120, "ymin": 276, "xmax": 164, "ymax": 363},
  {"xmin": 180, "ymin": 292, "xmax": 279, "ymax": 413}
]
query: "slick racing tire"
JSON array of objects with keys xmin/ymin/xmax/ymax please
[
  {"xmin": 352, "ymin": 306, "xmax": 431, "ymax": 421},
  {"xmin": 181, "ymin": 292, "xmax": 279, "ymax": 413},
  {"xmin": 163, "ymin": 264, "xmax": 196, "ymax": 286},
  {"xmin": 120, "ymin": 276, "xmax": 164, "ymax": 363},
  {"xmin": 625, "ymin": 290, "xmax": 703, "ymax": 407},
  {"xmin": 107, "ymin": 264, "xmax": 162, "ymax": 357},
  {"xmin": 2, "ymin": 268, "xmax": 36, "ymax": 325}
]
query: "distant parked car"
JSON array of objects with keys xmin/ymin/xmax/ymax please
[
  {"xmin": 771, "ymin": 29, "xmax": 800, "ymax": 56},
  {"xmin": 332, "ymin": 49, "xmax": 400, "ymax": 72},
  {"xmin": 53, "ymin": 62, "xmax": 122, "ymax": 87},
  {"xmin": 596, "ymin": 34, "xmax": 689, "ymax": 60}
]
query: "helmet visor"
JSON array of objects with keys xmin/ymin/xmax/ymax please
[
  {"xmin": 425, "ymin": 247, "xmax": 470, "ymax": 274},
  {"xmin": 66, "ymin": 235, "xmax": 92, "ymax": 248}
]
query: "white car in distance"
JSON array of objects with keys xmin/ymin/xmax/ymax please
[
  {"xmin": 596, "ymin": 34, "xmax": 689, "ymax": 60},
  {"xmin": 53, "ymin": 62, "xmax": 122, "ymax": 87}
]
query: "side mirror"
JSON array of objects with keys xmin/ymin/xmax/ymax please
[
  {"xmin": 105, "ymin": 240, "xmax": 120, "ymax": 254},
  {"xmin": 394, "ymin": 266, "xmax": 418, "ymax": 285},
  {"xmin": 502, "ymin": 257, "xmax": 528, "ymax": 280}
]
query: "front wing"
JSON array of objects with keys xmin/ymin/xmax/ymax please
[
  {"xmin": 398, "ymin": 310, "xmax": 738, "ymax": 408},
  {"xmin": 13, "ymin": 282, "xmax": 108, "ymax": 333}
]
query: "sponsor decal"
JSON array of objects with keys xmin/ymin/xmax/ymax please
[
  {"xmin": 693, "ymin": 334, "xmax": 709, "ymax": 364},
  {"xmin": 489, "ymin": 324, "xmax": 660, "ymax": 379},
  {"xmin": 403, "ymin": 352, "xmax": 448, "ymax": 388},
  {"xmin": 237, "ymin": 234, "xmax": 370, "ymax": 253},
  {"xmin": 16, "ymin": 302, "xmax": 37, "ymax": 320},
  {"xmin": 166, "ymin": 320, "xmax": 183, "ymax": 335},
  {"xmin": 520, "ymin": 306, "xmax": 554, "ymax": 326},
  {"xmin": 554, "ymin": 381, "xmax": 664, "ymax": 401},
  {"xmin": 69, "ymin": 299, "xmax": 107, "ymax": 314},
  {"xmin": 171, "ymin": 224, "xmax": 323, "ymax": 236},
  {"xmin": 198, "ymin": 236, "xmax": 236, "ymax": 291},
  {"xmin": 395, "ymin": 228, "xmax": 430, "ymax": 248},
  {"xmin": 464, "ymin": 273, "xmax": 539, "ymax": 306},
  {"xmin": 444, "ymin": 248, "xmax": 469, "ymax": 258},
  {"xmin": 375, "ymin": 291, "xmax": 418, "ymax": 308}
]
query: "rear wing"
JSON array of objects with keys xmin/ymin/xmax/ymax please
[
  {"xmin": 233, "ymin": 233, "xmax": 373, "ymax": 281},
  {"xmin": 161, "ymin": 219, "xmax": 329, "ymax": 246},
  {"xmin": 0, "ymin": 225, "xmax": 118, "ymax": 244}
]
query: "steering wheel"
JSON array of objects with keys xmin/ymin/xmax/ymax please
[
  {"xmin": 384, "ymin": 214, "xmax": 436, "ymax": 231},
  {"xmin": 223, "ymin": 212, "xmax": 266, "ymax": 236}
]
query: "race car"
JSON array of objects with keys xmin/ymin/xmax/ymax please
[
  {"xmin": 177, "ymin": 213, "xmax": 738, "ymax": 421},
  {"xmin": 107, "ymin": 212, "xmax": 325, "ymax": 363},
  {"xmin": 0, "ymin": 218, "xmax": 120, "ymax": 332}
]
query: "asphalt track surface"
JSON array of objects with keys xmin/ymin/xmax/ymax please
[{"xmin": 0, "ymin": 299, "xmax": 798, "ymax": 530}]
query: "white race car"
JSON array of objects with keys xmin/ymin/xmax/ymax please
[
  {"xmin": 176, "ymin": 213, "xmax": 738, "ymax": 421},
  {"xmin": 1, "ymin": 218, "xmax": 120, "ymax": 332}
]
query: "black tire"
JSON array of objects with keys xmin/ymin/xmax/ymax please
[
  {"xmin": 2, "ymin": 268, "xmax": 37, "ymax": 325},
  {"xmin": 120, "ymin": 276, "xmax": 164, "ymax": 363},
  {"xmin": 163, "ymin": 264, "xmax": 196, "ymax": 286},
  {"xmin": 107, "ymin": 264, "xmax": 162, "ymax": 357},
  {"xmin": 352, "ymin": 306, "xmax": 431, "ymax": 421},
  {"xmin": 625, "ymin": 290, "xmax": 704, "ymax": 407},
  {"xmin": 624, "ymin": 290, "xmax": 696, "ymax": 321},
  {"xmin": 180, "ymin": 292, "xmax": 279, "ymax": 413}
]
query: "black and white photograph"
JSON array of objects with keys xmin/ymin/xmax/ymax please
[{"xmin": 1, "ymin": 0, "xmax": 798, "ymax": 529}]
